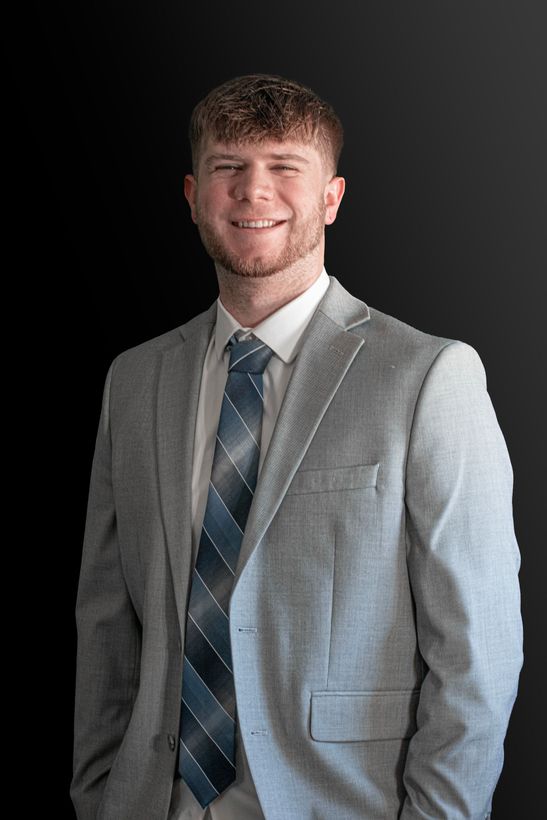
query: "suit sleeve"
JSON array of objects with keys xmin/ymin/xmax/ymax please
[
  {"xmin": 400, "ymin": 341, "xmax": 523, "ymax": 820},
  {"xmin": 70, "ymin": 358, "xmax": 142, "ymax": 820}
]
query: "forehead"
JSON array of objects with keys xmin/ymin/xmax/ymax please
[{"xmin": 201, "ymin": 138, "xmax": 320, "ymax": 166}]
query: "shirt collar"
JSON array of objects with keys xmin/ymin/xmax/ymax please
[{"xmin": 214, "ymin": 267, "xmax": 331, "ymax": 365}]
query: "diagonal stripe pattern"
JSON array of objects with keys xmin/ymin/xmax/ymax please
[{"xmin": 178, "ymin": 332, "xmax": 274, "ymax": 808}]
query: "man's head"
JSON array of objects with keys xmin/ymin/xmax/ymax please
[{"xmin": 184, "ymin": 74, "xmax": 346, "ymax": 280}]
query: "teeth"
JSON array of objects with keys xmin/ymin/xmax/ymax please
[{"xmin": 235, "ymin": 220, "xmax": 280, "ymax": 228}]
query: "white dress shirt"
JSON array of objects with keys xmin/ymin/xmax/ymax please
[{"xmin": 168, "ymin": 266, "xmax": 331, "ymax": 819}]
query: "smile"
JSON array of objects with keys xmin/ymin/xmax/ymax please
[{"xmin": 231, "ymin": 220, "xmax": 286, "ymax": 229}]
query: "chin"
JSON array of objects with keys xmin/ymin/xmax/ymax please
[
  {"xmin": 217, "ymin": 254, "xmax": 283, "ymax": 278},
  {"xmin": 225, "ymin": 264, "xmax": 280, "ymax": 279}
]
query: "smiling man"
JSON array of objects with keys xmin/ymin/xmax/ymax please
[{"xmin": 71, "ymin": 74, "xmax": 523, "ymax": 820}]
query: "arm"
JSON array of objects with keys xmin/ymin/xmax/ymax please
[
  {"xmin": 70, "ymin": 358, "xmax": 142, "ymax": 820},
  {"xmin": 401, "ymin": 341, "xmax": 523, "ymax": 820}
]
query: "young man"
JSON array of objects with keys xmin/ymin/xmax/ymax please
[{"xmin": 71, "ymin": 74, "xmax": 523, "ymax": 820}]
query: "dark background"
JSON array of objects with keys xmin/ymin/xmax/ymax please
[{"xmin": 12, "ymin": 1, "xmax": 545, "ymax": 816}]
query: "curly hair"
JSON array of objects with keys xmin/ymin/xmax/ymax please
[{"xmin": 189, "ymin": 73, "xmax": 344, "ymax": 179}]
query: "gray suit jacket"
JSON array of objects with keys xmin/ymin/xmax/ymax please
[{"xmin": 71, "ymin": 275, "xmax": 522, "ymax": 820}]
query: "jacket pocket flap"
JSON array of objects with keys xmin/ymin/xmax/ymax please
[
  {"xmin": 310, "ymin": 689, "xmax": 420, "ymax": 742},
  {"xmin": 286, "ymin": 463, "xmax": 379, "ymax": 495}
]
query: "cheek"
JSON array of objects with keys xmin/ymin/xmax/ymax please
[
  {"xmin": 197, "ymin": 185, "xmax": 226, "ymax": 215},
  {"xmin": 286, "ymin": 184, "xmax": 321, "ymax": 215}
]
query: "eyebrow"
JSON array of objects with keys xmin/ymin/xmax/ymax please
[{"xmin": 204, "ymin": 152, "xmax": 310, "ymax": 166}]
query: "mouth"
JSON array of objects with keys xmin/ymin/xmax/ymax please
[{"xmin": 231, "ymin": 219, "xmax": 287, "ymax": 230}]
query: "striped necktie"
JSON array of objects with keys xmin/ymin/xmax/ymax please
[{"xmin": 178, "ymin": 332, "xmax": 275, "ymax": 808}]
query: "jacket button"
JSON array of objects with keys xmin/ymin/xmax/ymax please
[{"xmin": 168, "ymin": 733, "xmax": 176, "ymax": 751}]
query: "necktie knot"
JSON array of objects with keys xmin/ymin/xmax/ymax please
[{"xmin": 226, "ymin": 333, "xmax": 274, "ymax": 374}]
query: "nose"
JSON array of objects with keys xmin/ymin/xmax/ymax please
[{"xmin": 232, "ymin": 166, "xmax": 273, "ymax": 203}]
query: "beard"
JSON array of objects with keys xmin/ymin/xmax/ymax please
[{"xmin": 194, "ymin": 197, "xmax": 327, "ymax": 278}]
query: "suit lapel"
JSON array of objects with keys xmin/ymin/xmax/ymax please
[
  {"xmin": 231, "ymin": 278, "xmax": 370, "ymax": 594},
  {"xmin": 156, "ymin": 303, "xmax": 216, "ymax": 639}
]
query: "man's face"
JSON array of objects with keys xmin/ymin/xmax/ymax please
[{"xmin": 184, "ymin": 137, "xmax": 345, "ymax": 278}]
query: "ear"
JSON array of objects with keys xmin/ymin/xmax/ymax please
[
  {"xmin": 184, "ymin": 174, "xmax": 198, "ymax": 223},
  {"xmin": 324, "ymin": 176, "xmax": 346, "ymax": 225}
]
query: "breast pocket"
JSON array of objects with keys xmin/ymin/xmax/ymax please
[
  {"xmin": 285, "ymin": 462, "xmax": 379, "ymax": 495},
  {"xmin": 309, "ymin": 688, "xmax": 420, "ymax": 742}
]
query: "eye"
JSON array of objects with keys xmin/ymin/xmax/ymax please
[{"xmin": 213, "ymin": 165, "xmax": 297, "ymax": 172}]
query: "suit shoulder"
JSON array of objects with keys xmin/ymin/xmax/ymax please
[
  {"xmin": 109, "ymin": 304, "xmax": 215, "ymax": 376},
  {"xmin": 366, "ymin": 305, "xmax": 453, "ymax": 348},
  {"xmin": 364, "ymin": 305, "xmax": 482, "ymax": 374},
  {"xmin": 104, "ymin": 328, "xmax": 179, "ymax": 386},
  {"xmin": 115, "ymin": 326, "xmax": 181, "ymax": 363}
]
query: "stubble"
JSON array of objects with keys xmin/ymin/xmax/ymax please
[{"xmin": 195, "ymin": 196, "xmax": 327, "ymax": 279}]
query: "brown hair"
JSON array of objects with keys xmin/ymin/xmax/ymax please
[{"xmin": 189, "ymin": 73, "xmax": 344, "ymax": 179}]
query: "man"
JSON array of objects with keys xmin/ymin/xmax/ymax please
[{"xmin": 71, "ymin": 74, "xmax": 523, "ymax": 820}]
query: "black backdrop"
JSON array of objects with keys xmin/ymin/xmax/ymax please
[{"xmin": 13, "ymin": 2, "xmax": 546, "ymax": 817}]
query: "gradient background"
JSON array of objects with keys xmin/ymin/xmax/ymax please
[{"xmin": 12, "ymin": 1, "xmax": 546, "ymax": 817}]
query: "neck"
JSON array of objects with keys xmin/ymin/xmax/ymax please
[{"xmin": 215, "ymin": 256, "xmax": 324, "ymax": 328}]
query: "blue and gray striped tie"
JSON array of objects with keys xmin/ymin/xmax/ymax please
[{"xmin": 178, "ymin": 332, "xmax": 274, "ymax": 808}]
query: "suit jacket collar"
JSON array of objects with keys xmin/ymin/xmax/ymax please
[
  {"xmin": 157, "ymin": 275, "xmax": 371, "ymax": 636},
  {"xmin": 178, "ymin": 273, "xmax": 370, "ymax": 342},
  {"xmin": 212, "ymin": 266, "xmax": 331, "ymax": 365}
]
